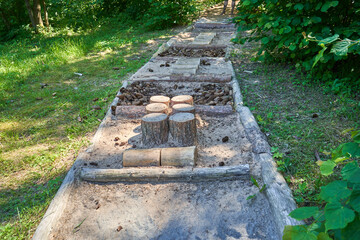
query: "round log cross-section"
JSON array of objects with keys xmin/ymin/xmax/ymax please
[
  {"xmin": 171, "ymin": 95, "xmax": 193, "ymax": 106},
  {"xmin": 150, "ymin": 95, "xmax": 170, "ymax": 106},
  {"xmin": 145, "ymin": 103, "xmax": 168, "ymax": 114},
  {"xmin": 172, "ymin": 104, "xmax": 195, "ymax": 114},
  {"xmin": 141, "ymin": 113, "xmax": 169, "ymax": 146},
  {"xmin": 169, "ymin": 113, "xmax": 196, "ymax": 146}
]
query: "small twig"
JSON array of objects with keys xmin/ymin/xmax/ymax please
[
  {"xmin": 314, "ymin": 150, "xmax": 321, "ymax": 162},
  {"xmin": 73, "ymin": 217, "xmax": 87, "ymax": 233}
]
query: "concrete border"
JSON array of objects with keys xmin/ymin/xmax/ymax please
[{"xmin": 230, "ymin": 63, "xmax": 303, "ymax": 237}]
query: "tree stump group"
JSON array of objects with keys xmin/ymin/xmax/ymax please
[{"xmin": 141, "ymin": 95, "xmax": 197, "ymax": 147}]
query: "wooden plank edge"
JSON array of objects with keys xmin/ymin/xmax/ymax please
[{"xmin": 80, "ymin": 165, "xmax": 250, "ymax": 183}]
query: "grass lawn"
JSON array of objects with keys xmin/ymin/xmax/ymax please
[
  {"xmin": 231, "ymin": 40, "xmax": 360, "ymax": 207},
  {"xmin": 0, "ymin": 19, "xmax": 176, "ymax": 239}
]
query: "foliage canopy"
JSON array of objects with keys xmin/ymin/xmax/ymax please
[{"xmin": 234, "ymin": 0, "xmax": 360, "ymax": 96}]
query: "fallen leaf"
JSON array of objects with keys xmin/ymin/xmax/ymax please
[
  {"xmin": 312, "ymin": 113, "xmax": 319, "ymax": 118},
  {"xmin": 116, "ymin": 226, "xmax": 123, "ymax": 232},
  {"xmin": 36, "ymin": 97, "xmax": 43, "ymax": 100},
  {"xmin": 113, "ymin": 67, "xmax": 120, "ymax": 70},
  {"xmin": 97, "ymin": 119, "xmax": 102, "ymax": 122},
  {"xmin": 93, "ymin": 98, "xmax": 99, "ymax": 102},
  {"xmin": 52, "ymin": 92, "xmax": 57, "ymax": 96},
  {"xmin": 77, "ymin": 116, "xmax": 82, "ymax": 122}
]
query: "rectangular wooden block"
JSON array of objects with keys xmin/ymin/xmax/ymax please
[
  {"xmin": 195, "ymin": 105, "xmax": 234, "ymax": 116},
  {"xmin": 123, "ymin": 149, "xmax": 161, "ymax": 167},
  {"xmin": 161, "ymin": 146, "xmax": 197, "ymax": 167},
  {"xmin": 116, "ymin": 106, "xmax": 146, "ymax": 118}
]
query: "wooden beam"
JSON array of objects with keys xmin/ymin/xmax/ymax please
[{"xmin": 80, "ymin": 165, "xmax": 250, "ymax": 183}]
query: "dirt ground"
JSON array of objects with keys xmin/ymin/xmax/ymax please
[
  {"xmin": 79, "ymin": 112, "xmax": 252, "ymax": 169},
  {"xmin": 51, "ymin": 180, "xmax": 279, "ymax": 240}
]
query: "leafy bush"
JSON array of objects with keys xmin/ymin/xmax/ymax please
[
  {"xmin": 284, "ymin": 130, "xmax": 360, "ymax": 239},
  {"xmin": 234, "ymin": 0, "xmax": 360, "ymax": 96}
]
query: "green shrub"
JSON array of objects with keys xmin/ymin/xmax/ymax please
[
  {"xmin": 234, "ymin": 0, "xmax": 360, "ymax": 96},
  {"xmin": 284, "ymin": 130, "xmax": 360, "ymax": 239}
]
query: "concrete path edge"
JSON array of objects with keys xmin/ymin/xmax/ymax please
[{"xmin": 231, "ymin": 64, "xmax": 303, "ymax": 237}]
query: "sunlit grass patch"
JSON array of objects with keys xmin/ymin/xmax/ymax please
[{"xmin": 0, "ymin": 20, "xmax": 174, "ymax": 239}]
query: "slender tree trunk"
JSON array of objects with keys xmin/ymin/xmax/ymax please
[
  {"xmin": 40, "ymin": 0, "xmax": 49, "ymax": 27},
  {"xmin": 33, "ymin": 0, "xmax": 44, "ymax": 27},
  {"xmin": 25, "ymin": 0, "xmax": 37, "ymax": 30},
  {"xmin": 0, "ymin": 8, "xmax": 11, "ymax": 30}
]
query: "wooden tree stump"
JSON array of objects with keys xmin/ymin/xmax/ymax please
[
  {"xmin": 145, "ymin": 103, "xmax": 168, "ymax": 114},
  {"xmin": 171, "ymin": 95, "xmax": 193, "ymax": 106},
  {"xmin": 169, "ymin": 113, "xmax": 196, "ymax": 146},
  {"xmin": 141, "ymin": 113, "xmax": 169, "ymax": 146},
  {"xmin": 150, "ymin": 95, "xmax": 170, "ymax": 106},
  {"xmin": 172, "ymin": 104, "xmax": 195, "ymax": 114}
]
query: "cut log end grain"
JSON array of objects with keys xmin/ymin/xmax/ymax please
[
  {"xmin": 171, "ymin": 95, "xmax": 193, "ymax": 106},
  {"xmin": 172, "ymin": 104, "xmax": 195, "ymax": 114},
  {"xmin": 123, "ymin": 149, "xmax": 161, "ymax": 167},
  {"xmin": 169, "ymin": 113, "xmax": 196, "ymax": 147},
  {"xmin": 141, "ymin": 113, "xmax": 169, "ymax": 146},
  {"xmin": 150, "ymin": 95, "xmax": 170, "ymax": 106},
  {"xmin": 145, "ymin": 103, "xmax": 168, "ymax": 114}
]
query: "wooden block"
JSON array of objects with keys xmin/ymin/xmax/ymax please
[
  {"xmin": 150, "ymin": 95, "xmax": 170, "ymax": 106},
  {"xmin": 145, "ymin": 103, "xmax": 168, "ymax": 114},
  {"xmin": 115, "ymin": 106, "xmax": 146, "ymax": 118},
  {"xmin": 161, "ymin": 146, "xmax": 197, "ymax": 167},
  {"xmin": 171, "ymin": 95, "xmax": 194, "ymax": 106},
  {"xmin": 172, "ymin": 104, "xmax": 195, "ymax": 114},
  {"xmin": 123, "ymin": 149, "xmax": 160, "ymax": 167},
  {"xmin": 195, "ymin": 105, "xmax": 233, "ymax": 116}
]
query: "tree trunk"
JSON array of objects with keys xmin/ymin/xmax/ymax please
[
  {"xmin": 169, "ymin": 113, "xmax": 196, "ymax": 146},
  {"xmin": 40, "ymin": 0, "xmax": 49, "ymax": 27},
  {"xmin": 25, "ymin": 0, "xmax": 37, "ymax": 30},
  {"xmin": 33, "ymin": 0, "xmax": 44, "ymax": 27},
  {"xmin": 0, "ymin": 8, "xmax": 11, "ymax": 30},
  {"xmin": 141, "ymin": 113, "xmax": 169, "ymax": 146}
]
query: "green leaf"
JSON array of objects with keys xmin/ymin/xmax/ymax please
[
  {"xmin": 324, "ymin": 202, "xmax": 355, "ymax": 231},
  {"xmin": 320, "ymin": 160, "xmax": 336, "ymax": 176},
  {"xmin": 349, "ymin": 188, "xmax": 360, "ymax": 212},
  {"xmin": 342, "ymin": 161, "xmax": 359, "ymax": 180},
  {"xmin": 321, "ymin": 1, "xmax": 339, "ymax": 12},
  {"xmin": 247, "ymin": 194, "xmax": 256, "ymax": 200},
  {"xmin": 341, "ymin": 142, "xmax": 360, "ymax": 157},
  {"xmin": 320, "ymin": 181, "xmax": 351, "ymax": 202},
  {"xmin": 283, "ymin": 225, "xmax": 317, "ymax": 240},
  {"xmin": 261, "ymin": 37, "xmax": 270, "ymax": 44},
  {"xmin": 242, "ymin": 0, "xmax": 251, "ymax": 6},
  {"xmin": 319, "ymin": 34, "xmax": 339, "ymax": 45},
  {"xmin": 290, "ymin": 207, "xmax": 319, "ymax": 220},
  {"xmin": 317, "ymin": 232, "xmax": 332, "ymax": 240},
  {"xmin": 251, "ymin": 176, "xmax": 260, "ymax": 188},
  {"xmin": 330, "ymin": 39, "xmax": 352, "ymax": 56},
  {"xmin": 289, "ymin": 44, "xmax": 296, "ymax": 51},
  {"xmin": 348, "ymin": 169, "xmax": 360, "ymax": 184},
  {"xmin": 294, "ymin": 3, "xmax": 304, "ymax": 10},
  {"xmin": 313, "ymin": 46, "xmax": 327, "ymax": 67},
  {"xmin": 341, "ymin": 215, "xmax": 360, "ymax": 239},
  {"xmin": 284, "ymin": 26, "xmax": 292, "ymax": 33}
]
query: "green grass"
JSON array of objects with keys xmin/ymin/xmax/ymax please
[
  {"xmin": 231, "ymin": 48, "xmax": 360, "ymax": 207},
  {"xmin": 0, "ymin": 19, "xmax": 175, "ymax": 239}
]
